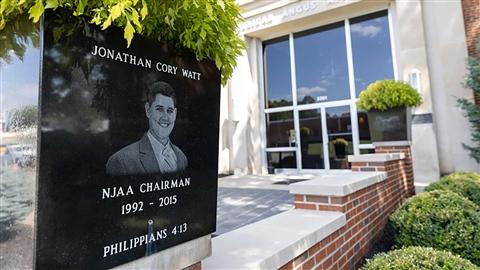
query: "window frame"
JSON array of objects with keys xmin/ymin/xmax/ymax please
[{"xmin": 260, "ymin": 7, "xmax": 397, "ymax": 172}]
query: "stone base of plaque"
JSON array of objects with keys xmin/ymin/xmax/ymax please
[{"xmin": 113, "ymin": 235, "xmax": 211, "ymax": 270}]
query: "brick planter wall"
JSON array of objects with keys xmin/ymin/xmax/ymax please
[
  {"xmin": 282, "ymin": 151, "xmax": 414, "ymax": 270},
  {"xmin": 461, "ymin": 0, "xmax": 480, "ymax": 104},
  {"xmin": 184, "ymin": 262, "xmax": 202, "ymax": 270},
  {"xmin": 374, "ymin": 145, "xmax": 414, "ymax": 196}
]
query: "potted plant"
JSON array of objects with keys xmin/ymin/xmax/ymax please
[
  {"xmin": 356, "ymin": 80, "xmax": 422, "ymax": 142},
  {"xmin": 332, "ymin": 138, "xmax": 349, "ymax": 158}
]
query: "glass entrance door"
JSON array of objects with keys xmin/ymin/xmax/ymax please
[
  {"xmin": 325, "ymin": 106, "xmax": 353, "ymax": 169},
  {"xmin": 298, "ymin": 105, "xmax": 353, "ymax": 171},
  {"xmin": 299, "ymin": 109, "xmax": 324, "ymax": 169}
]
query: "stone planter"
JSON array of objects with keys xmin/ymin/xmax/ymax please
[
  {"xmin": 367, "ymin": 107, "xmax": 411, "ymax": 142},
  {"xmin": 334, "ymin": 144, "xmax": 346, "ymax": 158}
]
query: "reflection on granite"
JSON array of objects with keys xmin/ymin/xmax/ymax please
[
  {"xmin": 0, "ymin": 158, "xmax": 36, "ymax": 269},
  {"xmin": 0, "ymin": 223, "xmax": 33, "ymax": 270}
]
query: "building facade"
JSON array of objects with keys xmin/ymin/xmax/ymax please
[{"xmin": 219, "ymin": 0, "xmax": 479, "ymax": 186}]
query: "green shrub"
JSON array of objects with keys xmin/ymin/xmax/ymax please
[
  {"xmin": 331, "ymin": 138, "xmax": 349, "ymax": 146},
  {"xmin": 441, "ymin": 171, "xmax": 480, "ymax": 182},
  {"xmin": 425, "ymin": 172, "xmax": 480, "ymax": 206},
  {"xmin": 361, "ymin": 246, "xmax": 479, "ymax": 270},
  {"xmin": 356, "ymin": 80, "xmax": 422, "ymax": 111},
  {"xmin": 390, "ymin": 190, "xmax": 480, "ymax": 265}
]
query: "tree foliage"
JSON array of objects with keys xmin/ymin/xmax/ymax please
[
  {"xmin": 0, "ymin": 0, "xmax": 245, "ymax": 84},
  {"xmin": 458, "ymin": 40, "xmax": 480, "ymax": 163},
  {"xmin": 0, "ymin": 13, "xmax": 39, "ymax": 66},
  {"xmin": 8, "ymin": 105, "xmax": 38, "ymax": 131}
]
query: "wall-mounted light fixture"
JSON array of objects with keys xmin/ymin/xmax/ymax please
[{"xmin": 409, "ymin": 69, "xmax": 422, "ymax": 93}]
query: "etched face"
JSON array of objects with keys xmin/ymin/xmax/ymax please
[{"xmin": 145, "ymin": 94, "xmax": 176, "ymax": 142}]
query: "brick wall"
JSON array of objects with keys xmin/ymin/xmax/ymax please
[
  {"xmin": 281, "ymin": 150, "xmax": 414, "ymax": 270},
  {"xmin": 461, "ymin": 0, "xmax": 480, "ymax": 104},
  {"xmin": 373, "ymin": 145, "xmax": 415, "ymax": 197},
  {"xmin": 184, "ymin": 262, "xmax": 202, "ymax": 270}
]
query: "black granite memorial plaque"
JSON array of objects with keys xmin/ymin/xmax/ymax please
[{"xmin": 35, "ymin": 10, "xmax": 220, "ymax": 269}]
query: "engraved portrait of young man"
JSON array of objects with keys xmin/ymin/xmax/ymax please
[{"xmin": 106, "ymin": 81, "xmax": 188, "ymax": 176}]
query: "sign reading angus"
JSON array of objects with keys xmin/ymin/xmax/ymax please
[{"xmin": 36, "ymin": 11, "xmax": 220, "ymax": 269}]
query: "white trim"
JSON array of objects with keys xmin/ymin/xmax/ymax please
[
  {"xmin": 348, "ymin": 153, "xmax": 405, "ymax": 163},
  {"xmin": 274, "ymin": 168, "xmax": 353, "ymax": 175},
  {"xmin": 350, "ymin": 103, "xmax": 360, "ymax": 155},
  {"xmin": 257, "ymin": 38, "xmax": 268, "ymax": 174},
  {"xmin": 299, "ymin": 169, "xmax": 352, "ymax": 174},
  {"xmin": 289, "ymin": 33, "xmax": 302, "ymax": 171},
  {"xmin": 240, "ymin": 0, "xmax": 295, "ymax": 19},
  {"xmin": 344, "ymin": 18, "xmax": 360, "ymax": 156},
  {"xmin": 321, "ymin": 107, "xmax": 330, "ymax": 172},
  {"xmin": 388, "ymin": 7, "xmax": 399, "ymax": 80},
  {"xmin": 264, "ymin": 106, "xmax": 295, "ymax": 113},
  {"xmin": 296, "ymin": 99, "xmax": 353, "ymax": 111},
  {"xmin": 257, "ymin": 6, "xmax": 391, "ymax": 42},
  {"xmin": 274, "ymin": 168, "xmax": 302, "ymax": 174},
  {"xmin": 359, "ymin": 144, "xmax": 375, "ymax": 149},
  {"xmin": 290, "ymin": 172, "xmax": 387, "ymax": 196},
  {"xmin": 373, "ymin": 141, "xmax": 411, "ymax": 147},
  {"xmin": 266, "ymin": 147, "xmax": 296, "ymax": 152},
  {"xmin": 345, "ymin": 18, "xmax": 357, "ymax": 100}
]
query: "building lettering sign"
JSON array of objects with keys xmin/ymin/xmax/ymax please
[
  {"xmin": 239, "ymin": 0, "xmax": 356, "ymax": 34},
  {"xmin": 35, "ymin": 10, "xmax": 220, "ymax": 269}
]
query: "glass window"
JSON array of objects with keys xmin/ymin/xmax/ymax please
[
  {"xmin": 350, "ymin": 10, "xmax": 394, "ymax": 96},
  {"xmin": 357, "ymin": 111, "xmax": 372, "ymax": 144},
  {"xmin": 266, "ymin": 111, "xmax": 295, "ymax": 147},
  {"xmin": 267, "ymin": 152, "xmax": 297, "ymax": 171},
  {"xmin": 299, "ymin": 109, "xmax": 324, "ymax": 169},
  {"xmin": 326, "ymin": 106, "xmax": 353, "ymax": 169},
  {"xmin": 0, "ymin": 16, "xmax": 39, "ymax": 269},
  {"xmin": 360, "ymin": 148, "xmax": 375, "ymax": 154},
  {"xmin": 264, "ymin": 37, "xmax": 293, "ymax": 108},
  {"xmin": 294, "ymin": 22, "xmax": 350, "ymax": 104}
]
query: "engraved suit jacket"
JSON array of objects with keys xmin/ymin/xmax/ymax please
[{"xmin": 106, "ymin": 134, "xmax": 188, "ymax": 176}]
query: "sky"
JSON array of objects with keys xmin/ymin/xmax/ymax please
[{"xmin": 1, "ymin": 46, "xmax": 40, "ymax": 121}]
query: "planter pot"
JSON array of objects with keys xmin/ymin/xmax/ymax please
[
  {"xmin": 334, "ymin": 144, "xmax": 346, "ymax": 158},
  {"xmin": 367, "ymin": 107, "xmax": 411, "ymax": 142}
]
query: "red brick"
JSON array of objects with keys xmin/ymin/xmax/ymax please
[
  {"xmin": 367, "ymin": 162, "xmax": 385, "ymax": 166},
  {"xmin": 330, "ymin": 196, "xmax": 348, "ymax": 204},
  {"xmin": 318, "ymin": 205, "xmax": 344, "ymax": 212},
  {"xmin": 294, "ymin": 195, "xmax": 305, "ymax": 202},
  {"xmin": 293, "ymin": 251, "xmax": 309, "ymax": 267},
  {"xmin": 326, "ymin": 243, "xmax": 336, "ymax": 254},
  {"xmin": 333, "ymin": 250, "xmax": 341, "ymax": 262},
  {"xmin": 279, "ymin": 261, "xmax": 293, "ymax": 270},
  {"xmin": 306, "ymin": 195, "xmax": 329, "ymax": 203},
  {"xmin": 295, "ymin": 203, "xmax": 316, "ymax": 210},
  {"xmin": 322, "ymin": 257, "xmax": 333, "ymax": 269},
  {"xmin": 183, "ymin": 262, "xmax": 201, "ymax": 270},
  {"xmin": 309, "ymin": 243, "xmax": 320, "ymax": 255},
  {"xmin": 314, "ymin": 248, "xmax": 327, "ymax": 263},
  {"xmin": 301, "ymin": 258, "xmax": 315, "ymax": 270}
]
